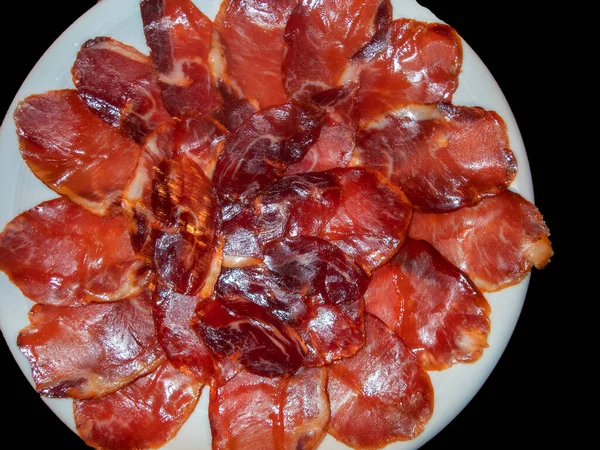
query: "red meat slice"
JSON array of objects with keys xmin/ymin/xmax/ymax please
[
  {"xmin": 352, "ymin": 18, "xmax": 462, "ymax": 124},
  {"xmin": 286, "ymin": 83, "xmax": 359, "ymax": 175},
  {"xmin": 74, "ymin": 360, "xmax": 201, "ymax": 450},
  {"xmin": 283, "ymin": 0, "xmax": 392, "ymax": 99},
  {"xmin": 222, "ymin": 172, "xmax": 341, "ymax": 259},
  {"xmin": 214, "ymin": 81, "xmax": 258, "ymax": 131},
  {"xmin": 141, "ymin": 0, "xmax": 220, "ymax": 118},
  {"xmin": 16, "ymin": 292, "xmax": 165, "ymax": 399},
  {"xmin": 355, "ymin": 103, "xmax": 517, "ymax": 212},
  {"xmin": 319, "ymin": 168, "xmax": 413, "ymax": 273},
  {"xmin": 209, "ymin": 367, "xmax": 329, "ymax": 450},
  {"xmin": 409, "ymin": 190, "xmax": 554, "ymax": 292},
  {"xmin": 328, "ymin": 313, "xmax": 434, "ymax": 448},
  {"xmin": 365, "ymin": 238, "xmax": 491, "ymax": 370},
  {"xmin": 213, "ymin": 102, "xmax": 326, "ymax": 216},
  {"xmin": 14, "ymin": 90, "xmax": 141, "ymax": 215},
  {"xmin": 215, "ymin": 0, "xmax": 297, "ymax": 108},
  {"xmin": 0, "ymin": 198, "xmax": 146, "ymax": 306},
  {"xmin": 72, "ymin": 36, "xmax": 172, "ymax": 143}
]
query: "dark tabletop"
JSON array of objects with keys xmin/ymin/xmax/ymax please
[{"xmin": 0, "ymin": 1, "xmax": 565, "ymax": 449}]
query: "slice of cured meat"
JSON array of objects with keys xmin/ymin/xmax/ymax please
[
  {"xmin": 355, "ymin": 103, "xmax": 517, "ymax": 212},
  {"xmin": 283, "ymin": 0, "xmax": 391, "ymax": 99},
  {"xmin": 74, "ymin": 360, "xmax": 201, "ymax": 450},
  {"xmin": 0, "ymin": 198, "xmax": 146, "ymax": 306},
  {"xmin": 222, "ymin": 172, "xmax": 341, "ymax": 259},
  {"xmin": 264, "ymin": 236, "xmax": 368, "ymax": 366},
  {"xmin": 365, "ymin": 238, "xmax": 491, "ymax": 370},
  {"xmin": 214, "ymin": 81, "xmax": 259, "ymax": 131},
  {"xmin": 328, "ymin": 313, "xmax": 434, "ymax": 448},
  {"xmin": 141, "ymin": 0, "xmax": 220, "ymax": 118},
  {"xmin": 72, "ymin": 36, "xmax": 172, "ymax": 143},
  {"xmin": 409, "ymin": 190, "xmax": 554, "ymax": 292},
  {"xmin": 286, "ymin": 83, "xmax": 359, "ymax": 175},
  {"xmin": 319, "ymin": 168, "xmax": 413, "ymax": 273},
  {"xmin": 215, "ymin": 0, "xmax": 297, "ymax": 108},
  {"xmin": 212, "ymin": 101, "xmax": 326, "ymax": 217},
  {"xmin": 14, "ymin": 90, "xmax": 142, "ymax": 215},
  {"xmin": 193, "ymin": 295, "xmax": 307, "ymax": 377},
  {"xmin": 16, "ymin": 291, "xmax": 165, "ymax": 399},
  {"xmin": 350, "ymin": 18, "xmax": 462, "ymax": 124},
  {"xmin": 209, "ymin": 367, "xmax": 329, "ymax": 450}
]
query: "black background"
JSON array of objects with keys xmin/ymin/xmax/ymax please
[{"xmin": 0, "ymin": 1, "xmax": 566, "ymax": 449}]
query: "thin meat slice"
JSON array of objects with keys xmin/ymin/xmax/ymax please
[
  {"xmin": 319, "ymin": 168, "xmax": 413, "ymax": 273},
  {"xmin": 409, "ymin": 190, "xmax": 554, "ymax": 292},
  {"xmin": 355, "ymin": 103, "xmax": 517, "ymax": 212},
  {"xmin": 214, "ymin": 81, "xmax": 259, "ymax": 131},
  {"xmin": 210, "ymin": 367, "xmax": 329, "ymax": 450},
  {"xmin": 287, "ymin": 83, "xmax": 359, "ymax": 175},
  {"xmin": 215, "ymin": 0, "xmax": 297, "ymax": 108},
  {"xmin": 16, "ymin": 292, "xmax": 165, "ymax": 399},
  {"xmin": 141, "ymin": 0, "xmax": 220, "ymax": 117},
  {"xmin": 74, "ymin": 360, "xmax": 201, "ymax": 450},
  {"xmin": 14, "ymin": 90, "xmax": 141, "ymax": 215},
  {"xmin": 0, "ymin": 198, "xmax": 146, "ymax": 306},
  {"xmin": 328, "ymin": 313, "xmax": 434, "ymax": 448},
  {"xmin": 283, "ymin": 0, "xmax": 392, "ymax": 99},
  {"xmin": 264, "ymin": 237, "xmax": 368, "ymax": 366},
  {"xmin": 350, "ymin": 18, "xmax": 462, "ymax": 124},
  {"xmin": 193, "ymin": 295, "xmax": 307, "ymax": 377},
  {"xmin": 365, "ymin": 238, "xmax": 491, "ymax": 370},
  {"xmin": 213, "ymin": 102, "xmax": 326, "ymax": 217},
  {"xmin": 222, "ymin": 172, "xmax": 342, "ymax": 259},
  {"xmin": 72, "ymin": 36, "xmax": 172, "ymax": 143}
]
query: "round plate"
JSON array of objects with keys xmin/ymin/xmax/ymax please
[{"xmin": 0, "ymin": 1, "xmax": 538, "ymax": 449}]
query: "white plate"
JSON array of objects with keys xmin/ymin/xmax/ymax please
[{"xmin": 0, "ymin": 1, "xmax": 534, "ymax": 449}]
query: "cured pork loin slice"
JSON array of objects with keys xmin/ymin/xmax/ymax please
[
  {"xmin": 14, "ymin": 90, "xmax": 141, "ymax": 215},
  {"xmin": 141, "ymin": 0, "xmax": 220, "ymax": 118},
  {"xmin": 16, "ymin": 292, "xmax": 165, "ymax": 399},
  {"xmin": 283, "ymin": 0, "xmax": 391, "ymax": 99},
  {"xmin": 222, "ymin": 172, "xmax": 341, "ymax": 259},
  {"xmin": 74, "ymin": 360, "xmax": 201, "ymax": 450},
  {"xmin": 409, "ymin": 190, "xmax": 554, "ymax": 292},
  {"xmin": 328, "ymin": 313, "xmax": 434, "ymax": 448},
  {"xmin": 0, "ymin": 198, "xmax": 146, "ymax": 306},
  {"xmin": 213, "ymin": 101, "xmax": 326, "ymax": 218},
  {"xmin": 72, "ymin": 36, "xmax": 172, "ymax": 143},
  {"xmin": 319, "ymin": 168, "xmax": 413, "ymax": 273},
  {"xmin": 355, "ymin": 103, "xmax": 517, "ymax": 212},
  {"xmin": 365, "ymin": 238, "xmax": 491, "ymax": 370},
  {"xmin": 209, "ymin": 367, "xmax": 329, "ymax": 450},
  {"xmin": 350, "ymin": 18, "xmax": 462, "ymax": 124},
  {"xmin": 287, "ymin": 83, "xmax": 360, "ymax": 175},
  {"xmin": 215, "ymin": 0, "xmax": 297, "ymax": 109}
]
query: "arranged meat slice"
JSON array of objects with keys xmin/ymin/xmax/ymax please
[
  {"xmin": 319, "ymin": 168, "xmax": 413, "ymax": 273},
  {"xmin": 350, "ymin": 18, "xmax": 462, "ymax": 124},
  {"xmin": 214, "ymin": 81, "xmax": 259, "ymax": 131},
  {"xmin": 17, "ymin": 292, "xmax": 165, "ymax": 398},
  {"xmin": 72, "ymin": 36, "xmax": 172, "ymax": 143},
  {"xmin": 264, "ymin": 237, "xmax": 368, "ymax": 366},
  {"xmin": 14, "ymin": 90, "xmax": 141, "ymax": 215},
  {"xmin": 222, "ymin": 172, "xmax": 341, "ymax": 259},
  {"xmin": 365, "ymin": 238, "xmax": 491, "ymax": 370},
  {"xmin": 328, "ymin": 313, "xmax": 434, "ymax": 448},
  {"xmin": 215, "ymin": 0, "xmax": 297, "ymax": 108},
  {"xmin": 283, "ymin": 0, "xmax": 391, "ymax": 99},
  {"xmin": 141, "ymin": 0, "xmax": 220, "ymax": 118},
  {"xmin": 355, "ymin": 103, "xmax": 517, "ymax": 212},
  {"xmin": 0, "ymin": 198, "xmax": 146, "ymax": 306},
  {"xmin": 210, "ymin": 367, "xmax": 329, "ymax": 450},
  {"xmin": 409, "ymin": 190, "xmax": 553, "ymax": 292},
  {"xmin": 287, "ymin": 83, "xmax": 359, "ymax": 175},
  {"xmin": 74, "ymin": 360, "xmax": 201, "ymax": 450},
  {"xmin": 193, "ymin": 295, "xmax": 307, "ymax": 377},
  {"xmin": 213, "ymin": 101, "xmax": 326, "ymax": 217}
]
